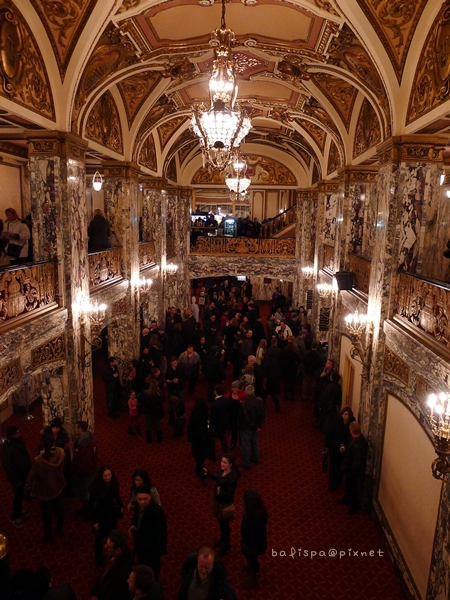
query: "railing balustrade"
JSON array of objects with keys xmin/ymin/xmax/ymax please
[
  {"xmin": 88, "ymin": 247, "xmax": 122, "ymax": 290},
  {"xmin": 261, "ymin": 205, "xmax": 296, "ymax": 238},
  {"xmin": 0, "ymin": 259, "xmax": 58, "ymax": 331},
  {"xmin": 190, "ymin": 236, "xmax": 295, "ymax": 256}
]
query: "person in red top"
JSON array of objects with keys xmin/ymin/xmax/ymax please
[
  {"xmin": 127, "ymin": 391, "xmax": 141, "ymax": 436},
  {"xmin": 225, "ymin": 381, "xmax": 247, "ymax": 449}
]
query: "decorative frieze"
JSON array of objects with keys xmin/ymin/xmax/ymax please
[
  {"xmin": 190, "ymin": 237, "xmax": 295, "ymax": 257},
  {"xmin": 383, "ymin": 346, "xmax": 410, "ymax": 386},
  {"xmin": 0, "ymin": 358, "xmax": 21, "ymax": 396},
  {"xmin": 377, "ymin": 136, "xmax": 447, "ymax": 166},
  {"xmin": 31, "ymin": 333, "xmax": 66, "ymax": 370}
]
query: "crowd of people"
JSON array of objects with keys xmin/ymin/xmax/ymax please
[{"xmin": 1, "ymin": 276, "xmax": 367, "ymax": 599}]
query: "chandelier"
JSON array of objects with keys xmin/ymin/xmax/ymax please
[
  {"xmin": 427, "ymin": 392, "xmax": 450, "ymax": 481},
  {"xmin": 191, "ymin": 0, "xmax": 252, "ymax": 170},
  {"xmin": 225, "ymin": 153, "xmax": 251, "ymax": 196}
]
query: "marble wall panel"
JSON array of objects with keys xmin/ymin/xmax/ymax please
[
  {"xmin": 362, "ymin": 182, "xmax": 378, "ymax": 258},
  {"xmin": 323, "ymin": 192, "xmax": 338, "ymax": 244},
  {"xmin": 29, "ymin": 157, "xmax": 59, "ymax": 261},
  {"xmin": 350, "ymin": 183, "xmax": 366, "ymax": 255},
  {"xmin": 141, "ymin": 189, "xmax": 161, "ymax": 243}
]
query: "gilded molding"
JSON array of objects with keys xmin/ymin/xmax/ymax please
[
  {"xmin": 102, "ymin": 162, "xmax": 140, "ymax": 179},
  {"xmin": 192, "ymin": 155, "xmax": 297, "ymax": 186},
  {"xmin": 31, "ymin": 333, "xmax": 66, "ymax": 370},
  {"xmin": 383, "ymin": 346, "xmax": 410, "ymax": 386},
  {"xmin": 338, "ymin": 166, "xmax": 378, "ymax": 184},
  {"xmin": 310, "ymin": 73, "xmax": 358, "ymax": 132},
  {"xmin": 377, "ymin": 136, "xmax": 447, "ymax": 165},
  {"xmin": 26, "ymin": 131, "xmax": 88, "ymax": 160},
  {"xmin": 0, "ymin": 357, "xmax": 21, "ymax": 396}
]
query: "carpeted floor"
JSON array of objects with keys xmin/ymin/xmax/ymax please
[{"xmin": 0, "ymin": 304, "xmax": 407, "ymax": 599}]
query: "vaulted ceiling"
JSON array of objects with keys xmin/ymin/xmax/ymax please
[{"xmin": 0, "ymin": 0, "xmax": 449, "ymax": 187}]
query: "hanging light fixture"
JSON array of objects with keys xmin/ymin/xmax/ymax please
[
  {"xmin": 191, "ymin": 0, "xmax": 252, "ymax": 170},
  {"xmin": 225, "ymin": 152, "xmax": 251, "ymax": 196},
  {"xmin": 92, "ymin": 171, "xmax": 103, "ymax": 192}
]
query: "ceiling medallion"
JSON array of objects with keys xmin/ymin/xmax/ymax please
[{"xmin": 191, "ymin": 0, "xmax": 252, "ymax": 170}]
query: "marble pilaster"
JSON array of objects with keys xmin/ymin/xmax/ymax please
[
  {"xmin": 293, "ymin": 189, "xmax": 317, "ymax": 308},
  {"xmin": 103, "ymin": 162, "xmax": 141, "ymax": 366},
  {"xmin": 27, "ymin": 132, "xmax": 93, "ymax": 428}
]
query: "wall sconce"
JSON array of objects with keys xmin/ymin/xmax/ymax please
[
  {"xmin": 165, "ymin": 263, "xmax": 178, "ymax": 274},
  {"xmin": 317, "ymin": 283, "xmax": 333, "ymax": 299},
  {"xmin": 302, "ymin": 266, "xmax": 314, "ymax": 278},
  {"xmin": 92, "ymin": 171, "xmax": 103, "ymax": 192},
  {"xmin": 136, "ymin": 277, "xmax": 153, "ymax": 307},
  {"xmin": 81, "ymin": 299, "xmax": 107, "ymax": 350},
  {"xmin": 344, "ymin": 310, "xmax": 371, "ymax": 370},
  {"xmin": 427, "ymin": 392, "xmax": 450, "ymax": 481}
]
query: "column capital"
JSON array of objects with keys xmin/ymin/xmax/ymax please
[
  {"xmin": 102, "ymin": 161, "xmax": 140, "ymax": 179},
  {"xmin": 376, "ymin": 135, "xmax": 448, "ymax": 166},
  {"xmin": 318, "ymin": 179, "xmax": 339, "ymax": 194},
  {"xmin": 337, "ymin": 165, "xmax": 378, "ymax": 184},
  {"xmin": 140, "ymin": 176, "xmax": 165, "ymax": 190},
  {"xmin": 25, "ymin": 131, "xmax": 88, "ymax": 161},
  {"xmin": 297, "ymin": 188, "xmax": 319, "ymax": 201}
]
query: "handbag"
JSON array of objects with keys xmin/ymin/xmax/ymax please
[
  {"xmin": 6, "ymin": 242, "xmax": 23, "ymax": 258},
  {"xmin": 220, "ymin": 502, "xmax": 236, "ymax": 521}
]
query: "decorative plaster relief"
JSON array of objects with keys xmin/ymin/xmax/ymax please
[
  {"xmin": 31, "ymin": 333, "xmax": 66, "ymax": 370},
  {"xmin": 353, "ymin": 99, "xmax": 381, "ymax": 158},
  {"xmin": 85, "ymin": 91, "xmax": 124, "ymax": 155}
]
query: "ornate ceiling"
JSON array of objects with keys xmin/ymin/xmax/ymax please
[{"xmin": 0, "ymin": 0, "xmax": 449, "ymax": 186}]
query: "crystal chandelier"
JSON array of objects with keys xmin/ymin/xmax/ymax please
[
  {"xmin": 191, "ymin": 0, "xmax": 252, "ymax": 170},
  {"xmin": 225, "ymin": 153, "xmax": 251, "ymax": 195}
]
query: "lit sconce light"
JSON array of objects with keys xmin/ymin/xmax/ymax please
[
  {"xmin": 92, "ymin": 171, "xmax": 103, "ymax": 192},
  {"xmin": 344, "ymin": 310, "xmax": 371, "ymax": 372},
  {"xmin": 165, "ymin": 263, "xmax": 178, "ymax": 274},
  {"xmin": 302, "ymin": 266, "xmax": 314, "ymax": 278},
  {"xmin": 136, "ymin": 277, "xmax": 153, "ymax": 308},
  {"xmin": 344, "ymin": 310, "xmax": 367, "ymax": 339},
  {"xmin": 81, "ymin": 299, "xmax": 107, "ymax": 350},
  {"xmin": 427, "ymin": 392, "xmax": 450, "ymax": 481},
  {"xmin": 316, "ymin": 283, "xmax": 333, "ymax": 299},
  {"xmin": 440, "ymin": 173, "xmax": 446, "ymax": 186}
]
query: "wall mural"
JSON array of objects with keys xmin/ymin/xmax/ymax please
[
  {"xmin": 30, "ymin": 0, "xmax": 97, "ymax": 81},
  {"xmin": 0, "ymin": 3, "xmax": 55, "ymax": 120},
  {"xmin": 407, "ymin": 1, "xmax": 450, "ymax": 125},
  {"xmin": 85, "ymin": 91, "xmax": 124, "ymax": 155},
  {"xmin": 191, "ymin": 155, "xmax": 297, "ymax": 186},
  {"xmin": 353, "ymin": 98, "xmax": 382, "ymax": 158}
]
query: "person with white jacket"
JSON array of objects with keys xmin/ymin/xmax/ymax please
[{"xmin": 1, "ymin": 208, "xmax": 30, "ymax": 265}]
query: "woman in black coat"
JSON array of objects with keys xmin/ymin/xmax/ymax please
[
  {"xmin": 187, "ymin": 398, "xmax": 211, "ymax": 484},
  {"xmin": 88, "ymin": 465, "xmax": 124, "ymax": 566},
  {"xmin": 204, "ymin": 453, "xmax": 240, "ymax": 556},
  {"xmin": 324, "ymin": 406, "xmax": 355, "ymax": 492},
  {"xmin": 87, "ymin": 210, "xmax": 111, "ymax": 252},
  {"xmin": 241, "ymin": 489, "xmax": 268, "ymax": 588}
]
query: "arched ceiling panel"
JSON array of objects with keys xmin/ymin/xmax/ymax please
[
  {"xmin": 138, "ymin": 132, "xmax": 157, "ymax": 173},
  {"xmin": 85, "ymin": 90, "xmax": 124, "ymax": 155},
  {"xmin": 353, "ymin": 97, "xmax": 381, "ymax": 160},
  {"xmin": 117, "ymin": 71, "xmax": 161, "ymax": 128},
  {"xmin": 309, "ymin": 72, "xmax": 358, "ymax": 132}
]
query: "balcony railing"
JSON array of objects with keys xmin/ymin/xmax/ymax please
[
  {"xmin": 88, "ymin": 247, "xmax": 122, "ymax": 290},
  {"xmin": 395, "ymin": 271, "xmax": 450, "ymax": 355},
  {"xmin": 139, "ymin": 241, "xmax": 156, "ymax": 270},
  {"xmin": 0, "ymin": 259, "xmax": 58, "ymax": 331},
  {"xmin": 261, "ymin": 205, "xmax": 296, "ymax": 237},
  {"xmin": 190, "ymin": 236, "xmax": 295, "ymax": 256},
  {"xmin": 349, "ymin": 253, "xmax": 371, "ymax": 295}
]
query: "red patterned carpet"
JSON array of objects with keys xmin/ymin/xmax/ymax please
[{"xmin": 0, "ymin": 364, "xmax": 406, "ymax": 600}]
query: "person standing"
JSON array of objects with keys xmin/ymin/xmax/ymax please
[
  {"xmin": 178, "ymin": 345, "xmax": 201, "ymax": 396},
  {"xmin": 89, "ymin": 465, "xmax": 124, "ymax": 566},
  {"xmin": 129, "ymin": 485, "xmax": 167, "ymax": 580},
  {"xmin": 88, "ymin": 208, "xmax": 111, "ymax": 252},
  {"xmin": 239, "ymin": 385, "xmax": 265, "ymax": 470},
  {"xmin": 225, "ymin": 381, "xmax": 247, "ymax": 449},
  {"xmin": 177, "ymin": 546, "xmax": 237, "ymax": 600},
  {"xmin": 103, "ymin": 357, "xmax": 121, "ymax": 419},
  {"xmin": 72, "ymin": 421, "xmax": 98, "ymax": 519},
  {"xmin": 128, "ymin": 565, "xmax": 165, "ymax": 600},
  {"xmin": 337, "ymin": 422, "xmax": 368, "ymax": 515},
  {"xmin": 30, "ymin": 434, "xmax": 66, "ymax": 543},
  {"xmin": 90, "ymin": 529, "xmax": 134, "ymax": 600},
  {"xmin": 324, "ymin": 407, "xmax": 355, "ymax": 493},
  {"xmin": 204, "ymin": 454, "xmax": 240, "ymax": 556},
  {"xmin": 1, "ymin": 208, "xmax": 30, "ymax": 265},
  {"xmin": 139, "ymin": 378, "xmax": 165, "ymax": 444},
  {"xmin": 187, "ymin": 398, "xmax": 210, "ymax": 485},
  {"xmin": 240, "ymin": 490, "xmax": 268, "ymax": 589},
  {"xmin": 0, "ymin": 425, "xmax": 31, "ymax": 528}
]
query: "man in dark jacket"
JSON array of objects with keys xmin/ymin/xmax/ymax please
[
  {"xmin": 90, "ymin": 529, "xmax": 134, "ymax": 600},
  {"xmin": 72, "ymin": 421, "xmax": 97, "ymax": 519},
  {"xmin": 337, "ymin": 422, "xmax": 368, "ymax": 515},
  {"xmin": 0, "ymin": 425, "xmax": 31, "ymax": 528},
  {"xmin": 210, "ymin": 384, "xmax": 231, "ymax": 453},
  {"xmin": 130, "ymin": 485, "xmax": 167, "ymax": 580},
  {"xmin": 302, "ymin": 342, "xmax": 325, "ymax": 402},
  {"xmin": 128, "ymin": 565, "xmax": 165, "ymax": 600},
  {"xmin": 102, "ymin": 356, "xmax": 121, "ymax": 418},
  {"xmin": 239, "ymin": 386, "xmax": 265, "ymax": 469},
  {"xmin": 178, "ymin": 547, "xmax": 237, "ymax": 600}
]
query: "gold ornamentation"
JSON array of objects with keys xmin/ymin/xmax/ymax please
[
  {"xmin": 349, "ymin": 253, "xmax": 371, "ymax": 295},
  {"xmin": 134, "ymin": 95, "xmax": 177, "ymax": 154},
  {"xmin": 0, "ymin": 4, "xmax": 54, "ymax": 120},
  {"xmin": 296, "ymin": 119, "xmax": 326, "ymax": 154},
  {"xmin": 356, "ymin": 0, "xmax": 427, "ymax": 83},
  {"xmin": 0, "ymin": 261, "xmax": 57, "ymax": 329},
  {"xmin": 138, "ymin": 242, "xmax": 156, "ymax": 269},
  {"xmin": 167, "ymin": 157, "xmax": 177, "ymax": 183},
  {"xmin": 327, "ymin": 140, "xmax": 341, "ymax": 175},
  {"xmin": 353, "ymin": 98, "xmax": 381, "ymax": 158},
  {"xmin": 88, "ymin": 248, "xmax": 122, "ymax": 289},
  {"xmin": 30, "ymin": 0, "xmax": 96, "ymax": 81},
  {"xmin": 112, "ymin": 297, "xmax": 128, "ymax": 316},
  {"xmin": 323, "ymin": 244, "xmax": 334, "ymax": 272},
  {"xmin": 377, "ymin": 136, "xmax": 447, "ymax": 165},
  {"xmin": 0, "ymin": 141, "xmax": 28, "ymax": 158},
  {"xmin": 190, "ymin": 237, "xmax": 295, "ymax": 256},
  {"xmin": 0, "ymin": 357, "xmax": 21, "ymax": 396},
  {"xmin": 312, "ymin": 163, "xmax": 320, "ymax": 185},
  {"xmin": 117, "ymin": 0, "xmax": 142, "ymax": 13},
  {"xmin": 407, "ymin": 2, "xmax": 450, "ymax": 124},
  {"xmin": 31, "ymin": 334, "xmax": 66, "ymax": 369},
  {"xmin": 117, "ymin": 71, "xmax": 160, "ymax": 127},
  {"xmin": 157, "ymin": 116, "xmax": 186, "ymax": 151},
  {"xmin": 179, "ymin": 140, "xmax": 198, "ymax": 166},
  {"xmin": 384, "ymin": 346, "xmax": 410, "ymax": 386},
  {"xmin": 139, "ymin": 135, "xmax": 157, "ymax": 172},
  {"xmin": 85, "ymin": 91, "xmax": 124, "ymax": 155},
  {"xmin": 311, "ymin": 74, "xmax": 358, "ymax": 132}
]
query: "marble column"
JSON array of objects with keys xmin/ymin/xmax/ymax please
[
  {"xmin": 27, "ymin": 132, "xmax": 93, "ymax": 429},
  {"xmin": 292, "ymin": 189, "xmax": 318, "ymax": 309},
  {"xmin": 359, "ymin": 136, "xmax": 447, "ymax": 502},
  {"xmin": 103, "ymin": 162, "xmax": 141, "ymax": 367}
]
